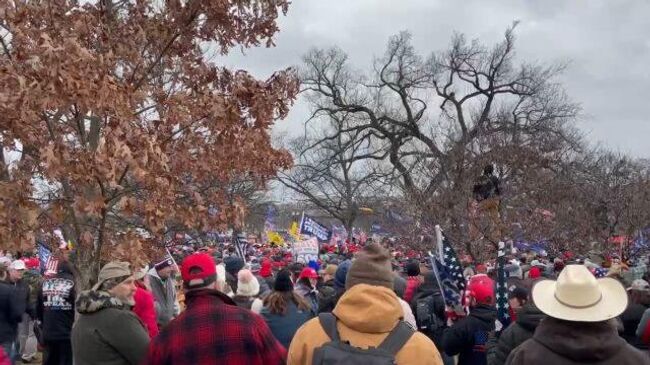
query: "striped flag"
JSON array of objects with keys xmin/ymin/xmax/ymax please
[
  {"xmin": 495, "ymin": 241, "xmax": 511, "ymax": 332},
  {"xmin": 38, "ymin": 243, "xmax": 58, "ymax": 276},
  {"xmin": 234, "ymin": 233, "xmax": 249, "ymax": 260}
]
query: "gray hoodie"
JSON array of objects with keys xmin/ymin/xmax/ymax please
[{"xmin": 146, "ymin": 268, "xmax": 178, "ymax": 328}]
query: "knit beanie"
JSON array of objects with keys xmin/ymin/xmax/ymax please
[
  {"xmin": 236, "ymin": 269, "xmax": 260, "ymax": 297},
  {"xmin": 345, "ymin": 243, "xmax": 394, "ymax": 290},
  {"xmin": 324, "ymin": 264, "xmax": 338, "ymax": 277},
  {"xmin": 405, "ymin": 261, "xmax": 420, "ymax": 277},
  {"xmin": 224, "ymin": 256, "xmax": 245, "ymax": 276},
  {"xmin": 334, "ymin": 260, "xmax": 352, "ymax": 290},
  {"xmin": 273, "ymin": 269, "xmax": 293, "ymax": 292}
]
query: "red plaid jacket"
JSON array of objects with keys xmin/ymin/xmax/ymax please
[{"xmin": 146, "ymin": 289, "xmax": 286, "ymax": 365}]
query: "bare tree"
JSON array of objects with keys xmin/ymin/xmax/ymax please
[
  {"xmin": 300, "ymin": 25, "xmax": 582, "ymax": 257},
  {"xmin": 278, "ymin": 112, "xmax": 390, "ymax": 236}
]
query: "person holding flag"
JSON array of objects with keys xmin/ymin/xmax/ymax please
[
  {"xmin": 485, "ymin": 242, "xmax": 546, "ymax": 365},
  {"xmin": 434, "ymin": 234, "xmax": 495, "ymax": 365},
  {"xmin": 442, "ymin": 274, "xmax": 496, "ymax": 365}
]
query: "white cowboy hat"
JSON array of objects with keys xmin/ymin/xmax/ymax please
[{"xmin": 532, "ymin": 264, "xmax": 627, "ymax": 322}]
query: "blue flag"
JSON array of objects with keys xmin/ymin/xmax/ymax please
[{"xmin": 299, "ymin": 215, "xmax": 332, "ymax": 242}]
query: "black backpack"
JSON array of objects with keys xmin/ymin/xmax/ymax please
[
  {"xmin": 312, "ymin": 313, "xmax": 414, "ymax": 365},
  {"xmin": 414, "ymin": 295, "xmax": 443, "ymax": 333}
]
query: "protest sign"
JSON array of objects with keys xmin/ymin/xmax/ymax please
[{"xmin": 293, "ymin": 237, "xmax": 319, "ymax": 264}]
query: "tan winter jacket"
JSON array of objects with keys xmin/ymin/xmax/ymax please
[{"xmin": 287, "ymin": 284, "xmax": 443, "ymax": 365}]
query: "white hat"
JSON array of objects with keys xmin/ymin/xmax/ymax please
[
  {"xmin": 0, "ymin": 257, "xmax": 11, "ymax": 267},
  {"xmin": 532, "ymin": 265, "xmax": 627, "ymax": 322},
  {"xmin": 530, "ymin": 259, "xmax": 543, "ymax": 267},
  {"xmin": 10, "ymin": 260, "xmax": 26, "ymax": 271},
  {"xmin": 236, "ymin": 269, "xmax": 260, "ymax": 297}
]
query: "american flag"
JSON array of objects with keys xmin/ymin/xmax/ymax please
[
  {"xmin": 431, "ymin": 235, "xmax": 466, "ymax": 311},
  {"xmin": 495, "ymin": 241, "xmax": 511, "ymax": 332},
  {"xmin": 38, "ymin": 243, "xmax": 58, "ymax": 276},
  {"xmin": 593, "ymin": 267, "xmax": 608, "ymax": 278}
]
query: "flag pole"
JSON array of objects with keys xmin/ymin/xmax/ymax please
[
  {"xmin": 428, "ymin": 251, "xmax": 447, "ymax": 306},
  {"xmin": 298, "ymin": 211, "xmax": 305, "ymax": 239},
  {"xmin": 435, "ymin": 225, "xmax": 444, "ymax": 261}
]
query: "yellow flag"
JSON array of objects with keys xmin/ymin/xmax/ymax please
[
  {"xmin": 267, "ymin": 231, "xmax": 285, "ymax": 246},
  {"xmin": 289, "ymin": 221, "xmax": 300, "ymax": 240}
]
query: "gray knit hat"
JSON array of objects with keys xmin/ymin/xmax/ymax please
[{"xmin": 345, "ymin": 243, "xmax": 394, "ymax": 290}]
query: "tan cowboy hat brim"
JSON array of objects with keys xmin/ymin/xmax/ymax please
[{"xmin": 532, "ymin": 277, "xmax": 628, "ymax": 322}]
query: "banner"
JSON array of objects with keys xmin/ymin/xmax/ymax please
[
  {"xmin": 292, "ymin": 237, "xmax": 319, "ymax": 264},
  {"xmin": 299, "ymin": 215, "xmax": 332, "ymax": 242}
]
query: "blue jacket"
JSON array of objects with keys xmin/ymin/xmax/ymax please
[{"xmin": 261, "ymin": 301, "xmax": 313, "ymax": 348}]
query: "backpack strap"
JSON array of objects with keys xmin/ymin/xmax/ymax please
[
  {"xmin": 318, "ymin": 313, "xmax": 340, "ymax": 341},
  {"xmin": 378, "ymin": 321, "xmax": 414, "ymax": 355}
]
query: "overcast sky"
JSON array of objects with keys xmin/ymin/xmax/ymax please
[{"xmin": 220, "ymin": 0, "xmax": 650, "ymax": 157}]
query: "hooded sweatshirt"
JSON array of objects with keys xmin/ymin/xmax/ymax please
[
  {"xmin": 146, "ymin": 267, "xmax": 177, "ymax": 327},
  {"xmin": 287, "ymin": 284, "xmax": 443, "ymax": 365},
  {"xmin": 71, "ymin": 291, "xmax": 150, "ymax": 365},
  {"xmin": 36, "ymin": 269, "xmax": 76, "ymax": 341},
  {"xmin": 133, "ymin": 282, "xmax": 158, "ymax": 338},
  {"xmin": 505, "ymin": 317, "xmax": 649, "ymax": 365},
  {"xmin": 442, "ymin": 304, "xmax": 496, "ymax": 365},
  {"xmin": 487, "ymin": 303, "xmax": 546, "ymax": 365}
]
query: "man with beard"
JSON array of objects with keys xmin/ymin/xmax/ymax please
[{"xmin": 71, "ymin": 262, "xmax": 149, "ymax": 365}]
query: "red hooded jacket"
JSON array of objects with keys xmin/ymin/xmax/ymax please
[
  {"xmin": 134, "ymin": 282, "xmax": 159, "ymax": 338},
  {"xmin": 260, "ymin": 259, "xmax": 273, "ymax": 278}
]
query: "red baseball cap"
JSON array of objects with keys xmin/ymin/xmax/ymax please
[
  {"xmin": 528, "ymin": 266, "xmax": 541, "ymax": 279},
  {"xmin": 299, "ymin": 267, "xmax": 319, "ymax": 280},
  {"xmin": 181, "ymin": 253, "xmax": 217, "ymax": 289},
  {"xmin": 468, "ymin": 277, "xmax": 494, "ymax": 305}
]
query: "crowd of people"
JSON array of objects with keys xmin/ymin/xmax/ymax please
[{"xmin": 1, "ymin": 241, "xmax": 650, "ymax": 364}]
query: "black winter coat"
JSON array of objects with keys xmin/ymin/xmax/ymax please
[
  {"xmin": 443, "ymin": 304, "xmax": 496, "ymax": 365},
  {"xmin": 486, "ymin": 303, "xmax": 545, "ymax": 365},
  {"xmin": 393, "ymin": 274, "xmax": 407, "ymax": 299},
  {"xmin": 620, "ymin": 302, "xmax": 648, "ymax": 350},
  {"xmin": 506, "ymin": 317, "xmax": 650, "ymax": 365},
  {"xmin": 317, "ymin": 279, "xmax": 338, "ymax": 313},
  {"xmin": 12, "ymin": 279, "xmax": 30, "ymax": 318},
  {"xmin": 410, "ymin": 281, "xmax": 446, "ymax": 348},
  {"xmin": 0, "ymin": 281, "xmax": 24, "ymax": 343}
]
